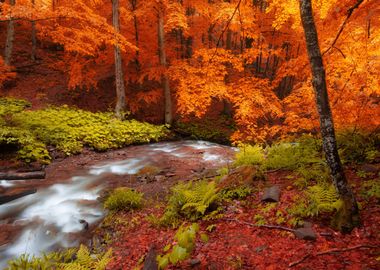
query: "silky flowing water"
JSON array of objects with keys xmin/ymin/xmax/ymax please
[{"xmin": 0, "ymin": 141, "xmax": 236, "ymax": 268}]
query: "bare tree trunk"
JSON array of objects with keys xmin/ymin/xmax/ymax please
[
  {"xmin": 158, "ymin": 7, "xmax": 172, "ymax": 125},
  {"xmin": 112, "ymin": 0, "xmax": 126, "ymax": 119},
  {"xmin": 4, "ymin": 0, "xmax": 16, "ymax": 66},
  {"xmin": 131, "ymin": 0, "xmax": 140, "ymax": 71},
  {"xmin": 31, "ymin": 0, "xmax": 37, "ymax": 61},
  {"xmin": 299, "ymin": 0, "xmax": 359, "ymax": 233}
]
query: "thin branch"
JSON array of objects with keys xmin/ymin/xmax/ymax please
[
  {"xmin": 289, "ymin": 244, "xmax": 378, "ymax": 267},
  {"xmin": 223, "ymin": 218, "xmax": 295, "ymax": 233},
  {"xmin": 322, "ymin": 0, "xmax": 365, "ymax": 56},
  {"xmin": 210, "ymin": 0, "xmax": 242, "ymax": 62}
]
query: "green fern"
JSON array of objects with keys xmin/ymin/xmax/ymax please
[
  {"xmin": 6, "ymin": 245, "xmax": 112, "ymax": 270},
  {"xmin": 160, "ymin": 180, "xmax": 220, "ymax": 226},
  {"xmin": 288, "ymin": 184, "xmax": 343, "ymax": 219}
]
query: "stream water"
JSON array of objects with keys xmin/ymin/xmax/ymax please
[{"xmin": 0, "ymin": 141, "xmax": 236, "ymax": 268}]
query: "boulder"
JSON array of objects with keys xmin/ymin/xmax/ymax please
[
  {"xmin": 261, "ymin": 186, "xmax": 280, "ymax": 202},
  {"xmin": 218, "ymin": 165, "xmax": 258, "ymax": 190},
  {"xmin": 143, "ymin": 246, "xmax": 158, "ymax": 270},
  {"xmin": 294, "ymin": 227, "xmax": 317, "ymax": 241},
  {"xmin": 189, "ymin": 258, "xmax": 201, "ymax": 267},
  {"xmin": 0, "ymin": 188, "xmax": 37, "ymax": 204}
]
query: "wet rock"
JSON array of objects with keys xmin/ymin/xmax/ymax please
[
  {"xmin": 218, "ymin": 165, "xmax": 258, "ymax": 189},
  {"xmin": 165, "ymin": 172, "xmax": 176, "ymax": 177},
  {"xmin": 79, "ymin": 219, "xmax": 89, "ymax": 231},
  {"xmin": 302, "ymin": 221, "xmax": 313, "ymax": 228},
  {"xmin": 189, "ymin": 258, "xmax": 201, "ymax": 267},
  {"xmin": 143, "ymin": 246, "xmax": 158, "ymax": 270},
  {"xmin": 0, "ymin": 171, "xmax": 45, "ymax": 180},
  {"xmin": 261, "ymin": 186, "xmax": 280, "ymax": 202},
  {"xmin": 294, "ymin": 227, "xmax": 317, "ymax": 241},
  {"xmin": 0, "ymin": 188, "xmax": 37, "ymax": 204},
  {"xmin": 154, "ymin": 175, "xmax": 165, "ymax": 182}
]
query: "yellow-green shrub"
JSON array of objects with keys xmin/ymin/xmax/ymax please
[
  {"xmin": 0, "ymin": 98, "xmax": 168, "ymax": 163},
  {"xmin": 104, "ymin": 187, "xmax": 144, "ymax": 212},
  {"xmin": 234, "ymin": 144, "xmax": 265, "ymax": 166}
]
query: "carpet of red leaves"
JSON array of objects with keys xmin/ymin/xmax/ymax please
[{"xmin": 106, "ymin": 171, "xmax": 380, "ymax": 270}]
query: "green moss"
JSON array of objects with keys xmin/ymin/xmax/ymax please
[
  {"xmin": 0, "ymin": 97, "xmax": 31, "ymax": 117},
  {"xmin": 0, "ymin": 98, "xmax": 168, "ymax": 163},
  {"xmin": 104, "ymin": 187, "xmax": 144, "ymax": 212}
]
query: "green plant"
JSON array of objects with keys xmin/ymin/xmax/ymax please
[
  {"xmin": 156, "ymin": 223, "xmax": 200, "ymax": 269},
  {"xmin": 0, "ymin": 100, "xmax": 168, "ymax": 163},
  {"xmin": 234, "ymin": 144, "xmax": 265, "ymax": 166},
  {"xmin": 220, "ymin": 186, "xmax": 252, "ymax": 200},
  {"xmin": 174, "ymin": 117, "xmax": 234, "ymax": 144},
  {"xmin": 253, "ymin": 214, "xmax": 266, "ymax": 225},
  {"xmin": 104, "ymin": 187, "xmax": 144, "ymax": 212},
  {"xmin": 294, "ymin": 162, "xmax": 330, "ymax": 188},
  {"xmin": 360, "ymin": 179, "xmax": 380, "ymax": 200},
  {"xmin": 160, "ymin": 180, "xmax": 220, "ymax": 227},
  {"xmin": 288, "ymin": 184, "xmax": 343, "ymax": 218},
  {"xmin": 0, "ymin": 97, "xmax": 31, "ymax": 117},
  {"xmin": 6, "ymin": 245, "xmax": 112, "ymax": 270},
  {"xmin": 264, "ymin": 138, "xmax": 322, "ymax": 170},
  {"xmin": 336, "ymin": 130, "xmax": 379, "ymax": 164}
]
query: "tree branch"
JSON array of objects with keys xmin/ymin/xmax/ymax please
[
  {"xmin": 289, "ymin": 244, "xmax": 378, "ymax": 267},
  {"xmin": 210, "ymin": 0, "xmax": 242, "ymax": 62},
  {"xmin": 322, "ymin": 0, "xmax": 365, "ymax": 56},
  {"xmin": 223, "ymin": 218, "xmax": 295, "ymax": 232}
]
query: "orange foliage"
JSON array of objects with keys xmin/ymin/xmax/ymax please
[
  {"xmin": 0, "ymin": 57, "xmax": 15, "ymax": 88},
  {"xmin": 1, "ymin": 0, "xmax": 379, "ymax": 141}
]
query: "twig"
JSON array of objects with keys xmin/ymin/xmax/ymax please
[
  {"xmin": 223, "ymin": 218, "xmax": 295, "ymax": 233},
  {"xmin": 209, "ymin": 0, "xmax": 242, "ymax": 62},
  {"xmin": 289, "ymin": 244, "xmax": 379, "ymax": 267},
  {"xmin": 322, "ymin": 0, "xmax": 365, "ymax": 56}
]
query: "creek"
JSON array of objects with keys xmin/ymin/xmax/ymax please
[{"xmin": 0, "ymin": 140, "xmax": 236, "ymax": 268}]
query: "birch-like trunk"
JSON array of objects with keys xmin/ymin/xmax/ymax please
[
  {"xmin": 112, "ymin": 0, "xmax": 126, "ymax": 119},
  {"xmin": 158, "ymin": 8, "xmax": 172, "ymax": 125},
  {"xmin": 4, "ymin": 0, "xmax": 16, "ymax": 66},
  {"xmin": 299, "ymin": 0, "xmax": 359, "ymax": 232}
]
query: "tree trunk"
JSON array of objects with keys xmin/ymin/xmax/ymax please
[
  {"xmin": 4, "ymin": 0, "xmax": 16, "ymax": 66},
  {"xmin": 31, "ymin": 0, "xmax": 37, "ymax": 61},
  {"xmin": 158, "ymin": 8, "xmax": 172, "ymax": 125},
  {"xmin": 299, "ymin": 0, "xmax": 359, "ymax": 233},
  {"xmin": 131, "ymin": 0, "xmax": 140, "ymax": 71},
  {"xmin": 112, "ymin": 0, "xmax": 126, "ymax": 119}
]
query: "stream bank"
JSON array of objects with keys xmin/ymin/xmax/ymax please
[{"xmin": 0, "ymin": 140, "xmax": 236, "ymax": 268}]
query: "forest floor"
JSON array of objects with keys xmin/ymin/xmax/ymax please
[
  {"xmin": 99, "ymin": 166, "xmax": 379, "ymax": 270},
  {"xmin": 0, "ymin": 142, "xmax": 379, "ymax": 269}
]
